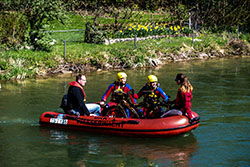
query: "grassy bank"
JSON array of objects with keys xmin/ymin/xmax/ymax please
[
  {"xmin": 1, "ymin": 13, "xmax": 250, "ymax": 80},
  {"xmin": 1, "ymin": 32, "xmax": 250, "ymax": 80}
]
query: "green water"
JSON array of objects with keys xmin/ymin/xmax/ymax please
[{"xmin": 0, "ymin": 57, "xmax": 250, "ymax": 167}]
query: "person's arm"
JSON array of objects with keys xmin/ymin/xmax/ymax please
[
  {"xmin": 101, "ymin": 83, "xmax": 114, "ymax": 101},
  {"xmin": 182, "ymin": 91, "xmax": 195, "ymax": 119},
  {"xmin": 136, "ymin": 86, "xmax": 145, "ymax": 99},
  {"xmin": 157, "ymin": 87, "xmax": 168, "ymax": 101},
  {"xmin": 125, "ymin": 84, "xmax": 137, "ymax": 104},
  {"xmin": 73, "ymin": 87, "xmax": 90, "ymax": 116},
  {"xmin": 183, "ymin": 91, "xmax": 192, "ymax": 112}
]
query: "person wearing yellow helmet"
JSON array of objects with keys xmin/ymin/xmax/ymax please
[
  {"xmin": 100, "ymin": 72, "xmax": 137, "ymax": 117},
  {"xmin": 117, "ymin": 72, "xmax": 127, "ymax": 84},
  {"xmin": 136, "ymin": 75, "xmax": 169, "ymax": 118},
  {"xmin": 147, "ymin": 75, "xmax": 158, "ymax": 89}
]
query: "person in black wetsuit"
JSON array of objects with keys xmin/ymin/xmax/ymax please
[{"xmin": 67, "ymin": 74, "xmax": 101, "ymax": 116}]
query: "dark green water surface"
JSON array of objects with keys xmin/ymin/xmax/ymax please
[{"xmin": 0, "ymin": 57, "xmax": 250, "ymax": 167}]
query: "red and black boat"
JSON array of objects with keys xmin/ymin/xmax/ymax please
[{"xmin": 39, "ymin": 111, "xmax": 200, "ymax": 137}]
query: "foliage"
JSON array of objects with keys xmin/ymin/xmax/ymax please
[
  {"xmin": 2, "ymin": 32, "xmax": 249, "ymax": 80},
  {"xmin": 2, "ymin": 0, "xmax": 250, "ymax": 32},
  {"xmin": 84, "ymin": 22, "xmax": 105, "ymax": 44},
  {"xmin": 24, "ymin": 0, "xmax": 65, "ymax": 51},
  {"xmin": 0, "ymin": 12, "xmax": 28, "ymax": 48},
  {"xmin": 33, "ymin": 32, "xmax": 56, "ymax": 52},
  {"xmin": 240, "ymin": 33, "xmax": 250, "ymax": 43},
  {"xmin": 0, "ymin": 50, "xmax": 60, "ymax": 80},
  {"xmin": 0, "ymin": 0, "xmax": 250, "ymax": 80},
  {"xmin": 0, "ymin": 0, "xmax": 65, "ymax": 51}
]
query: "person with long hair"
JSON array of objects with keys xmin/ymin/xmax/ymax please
[
  {"xmin": 174, "ymin": 73, "xmax": 198, "ymax": 122},
  {"xmin": 162, "ymin": 73, "xmax": 199, "ymax": 123}
]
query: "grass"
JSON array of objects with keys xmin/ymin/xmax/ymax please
[
  {"xmin": 48, "ymin": 12, "xmax": 183, "ymax": 44},
  {"xmin": 0, "ymin": 34, "xmax": 247, "ymax": 80},
  {"xmin": 1, "ymin": 12, "xmax": 249, "ymax": 80}
]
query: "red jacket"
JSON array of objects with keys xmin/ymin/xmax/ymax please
[{"xmin": 175, "ymin": 90, "xmax": 192, "ymax": 115}]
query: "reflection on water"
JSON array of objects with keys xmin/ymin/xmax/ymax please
[{"xmin": 40, "ymin": 128, "xmax": 198, "ymax": 167}]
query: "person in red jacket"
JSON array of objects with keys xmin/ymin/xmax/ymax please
[
  {"xmin": 170, "ymin": 73, "xmax": 199, "ymax": 122},
  {"xmin": 66, "ymin": 74, "xmax": 101, "ymax": 116},
  {"xmin": 100, "ymin": 72, "xmax": 137, "ymax": 117}
]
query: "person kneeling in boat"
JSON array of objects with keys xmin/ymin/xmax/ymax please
[
  {"xmin": 65, "ymin": 74, "xmax": 101, "ymax": 116},
  {"xmin": 136, "ymin": 75, "xmax": 169, "ymax": 118},
  {"xmin": 162, "ymin": 73, "xmax": 199, "ymax": 123},
  {"xmin": 99, "ymin": 72, "xmax": 137, "ymax": 118}
]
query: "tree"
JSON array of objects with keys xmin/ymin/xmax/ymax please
[
  {"xmin": 0, "ymin": 0, "xmax": 65, "ymax": 50},
  {"xmin": 22, "ymin": 0, "xmax": 65, "ymax": 50}
]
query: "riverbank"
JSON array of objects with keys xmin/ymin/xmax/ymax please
[{"xmin": 1, "ymin": 34, "xmax": 250, "ymax": 80}]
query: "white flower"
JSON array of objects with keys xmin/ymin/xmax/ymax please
[
  {"xmin": 49, "ymin": 41, "xmax": 55, "ymax": 45},
  {"xmin": 25, "ymin": 46, "xmax": 31, "ymax": 49}
]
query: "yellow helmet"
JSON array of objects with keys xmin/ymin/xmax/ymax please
[
  {"xmin": 147, "ymin": 75, "xmax": 158, "ymax": 84},
  {"xmin": 117, "ymin": 72, "xmax": 127, "ymax": 82}
]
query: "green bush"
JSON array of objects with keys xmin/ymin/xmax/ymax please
[
  {"xmin": 32, "ymin": 31, "xmax": 56, "ymax": 52},
  {"xmin": 84, "ymin": 22, "xmax": 105, "ymax": 44},
  {"xmin": 0, "ymin": 12, "xmax": 28, "ymax": 48}
]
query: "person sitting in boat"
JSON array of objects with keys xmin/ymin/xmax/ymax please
[
  {"xmin": 100, "ymin": 72, "xmax": 137, "ymax": 118},
  {"xmin": 163, "ymin": 73, "xmax": 199, "ymax": 123},
  {"xmin": 66, "ymin": 74, "xmax": 101, "ymax": 116},
  {"xmin": 136, "ymin": 75, "xmax": 169, "ymax": 118}
]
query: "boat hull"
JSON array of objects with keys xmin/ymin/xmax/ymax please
[{"xmin": 40, "ymin": 111, "xmax": 200, "ymax": 137}]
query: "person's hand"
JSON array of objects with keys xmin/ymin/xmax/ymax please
[
  {"xmin": 99, "ymin": 101, "xmax": 105, "ymax": 106},
  {"xmin": 71, "ymin": 110, "xmax": 80, "ymax": 117},
  {"xmin": 75, "ymin": 112, "xmax": 80, "ymax": 117}
]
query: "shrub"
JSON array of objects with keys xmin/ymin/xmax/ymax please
[
  {"xmin": 84, "ymin": 22, "xmax": 105, "ymax": 44},
  {"xmin": 0, "ymin": 12, "xmax": 28, "ymax": 48},
  {"xmin": 32, "ymin": 31, "xmax": 56, "ymax": 52}
]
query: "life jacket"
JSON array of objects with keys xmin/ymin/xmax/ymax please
[
  {"xmin": 113, "ymin": 81, "xmax": 126, "ymax": 91},
  {"xmin": 69, "ymin": 81, "xmax": 86, "ymax": 101},
  {"xmin": 111, "ymin": 81, "xmax": 127, "ymax": 101},
  {"xmin": 143, "ymin": 84, "xmax": 160, "ymax": 104}
]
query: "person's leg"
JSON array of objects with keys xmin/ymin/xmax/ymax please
[
  {"xmin": 160, "ymin": 109, "xmax": 183, "ymax": 118},
  {"xmin": 126, "ymin": 108, "xmax": 130, "ymax": 118},
  {"xmin": 71, "ymin": 107, "xmax": 81, "ymax": 116},
  {"xmin": 86, "ymin": 103, "xmax": 101, "ymax": 116}
]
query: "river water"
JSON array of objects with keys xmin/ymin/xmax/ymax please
[{"xmin": 0, "ymin": 57, "xmax": 250, "ymax": 167}]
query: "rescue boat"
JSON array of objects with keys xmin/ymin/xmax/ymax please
[{"xmin": 39, "ymin": 111, "xmax": 200, "ymax": 137}]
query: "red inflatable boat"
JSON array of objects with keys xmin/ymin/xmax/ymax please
[{"xmin": 39, "ymin": 111, "xmax": 200, "ymax": 137}]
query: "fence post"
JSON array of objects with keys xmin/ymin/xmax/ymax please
[
  {"xmin": 64, "ymin": 40, "xmax": 66, "ymax": 60},
  {"xmin": 237, "ymin": 25, "xmax": 239, "ymax": 40},
  {"xmin": 189, "ymin": 12, "xmax": 192, "ymax": 29},
  {"xmin": 134, "ymin": 34, "xmax": 137, "ymax": 49},
  {"xmin": 192, "ymin": 33, "xmax": 194, "ymax": 46}
]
